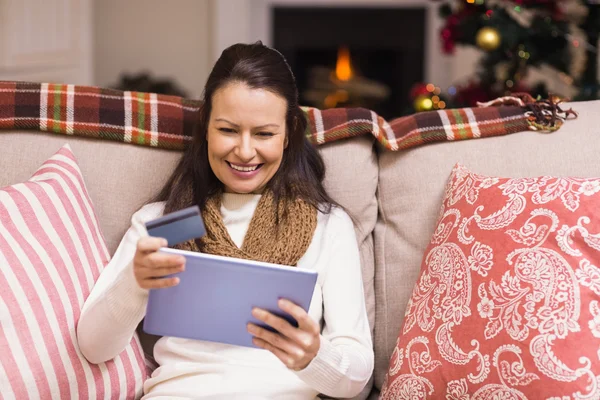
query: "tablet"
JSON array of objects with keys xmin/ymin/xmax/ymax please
[{"xmin": 143, "ymin": 247, "xmax": 318, "ymax": 348}]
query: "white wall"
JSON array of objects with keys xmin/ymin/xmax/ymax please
[
  {"xmin": 94, "ymin": 0, "xmax": 212, "ymax": 99},
  {"xmin": 0, "ymin": 0, "xmax": 93, "ymax": 85}
]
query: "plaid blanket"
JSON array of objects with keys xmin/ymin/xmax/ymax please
[{"xmin": 0, "ymin": 81, "xmax": 546, "ymax": 151}]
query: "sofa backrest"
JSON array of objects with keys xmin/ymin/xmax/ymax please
[
  {"xmin": 372, "ymin": 99, "xmax": 600, "ymax": 392},
  {"xmin": 0, "ymin": 132, "xmax": 182, "ymax": 253}
]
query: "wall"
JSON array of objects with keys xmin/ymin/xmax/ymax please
[
  {"xmin": 0, "ymin": 0, "xmax": 93, "ymax": 85},
  {"xmin": 93, "ymin": 0, "xmax": 212, "ymax": 99}
]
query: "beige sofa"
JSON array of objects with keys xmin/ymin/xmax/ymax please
[{"xmin": 1, "ymin": 99, "xmax": 598, "ymax": 399}]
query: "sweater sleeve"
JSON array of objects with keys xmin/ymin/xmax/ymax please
[
  {"xmin": 77, "ymin": 203, "xmax": 165, "ymax": 364},
  {"xmin": 294, "ymin": 208, "xmax": 374, "ymax": 398}
]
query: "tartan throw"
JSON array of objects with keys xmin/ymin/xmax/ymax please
[{"xmin": 0, "ymin": 81, "xmax": 545, "ymax": 151}]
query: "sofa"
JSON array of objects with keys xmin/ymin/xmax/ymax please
[{"xmin": 1, "ymin": 92, "xmax": 599, "ymax": 399}]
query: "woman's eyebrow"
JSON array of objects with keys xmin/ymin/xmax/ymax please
[
  {"xmin": 215, "ymin": 118, "xmax": 279, "ymax": 129},
  {"xmin": 255, "ymin": 123, "xmax": 280, "ymax": 129},
  {"xmin": 215, "ymin": 118, "xmax": 239, "ymax": 127}
]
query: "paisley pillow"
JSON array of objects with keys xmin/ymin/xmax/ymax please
[{"xmin": 380, "ymin": 164, "xmax": 600, "ymax": 399}]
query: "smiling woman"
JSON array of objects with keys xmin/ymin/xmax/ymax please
[
  {"xmin": 208, "ymin": 82, "xmax": 288, "ymax": 194},
  {"xmin": 76, "ymin": 41, "xmax": 374, "ymax": 400},
  {"xmin": 154, "ymin": 42, "xmax": 337, "ymax": 215}
]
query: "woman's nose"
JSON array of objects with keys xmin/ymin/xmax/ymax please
[{"xmin": 235, "ymin": 133, "xmax": 256, "ymax": 161}]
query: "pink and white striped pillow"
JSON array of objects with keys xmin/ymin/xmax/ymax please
[{"xmin": 0, "ymin": 144, "xmax": 147, "ymax": 399}]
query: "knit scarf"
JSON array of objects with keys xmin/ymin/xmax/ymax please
[{"xmin": 175, "ymin": 189, "xmax": 318, "ymax": 266}]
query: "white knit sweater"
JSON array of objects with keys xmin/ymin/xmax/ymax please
[{"xmin": 77, "ymin": 193, "xmax": 373, "ymax": 399}]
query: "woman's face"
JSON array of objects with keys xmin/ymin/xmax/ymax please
[{"xmin": 207, "ymin": 82, "xmax": 288, "ymax": 194}]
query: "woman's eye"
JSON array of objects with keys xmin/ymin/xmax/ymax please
[
  {"xmin": 218, "ymin": 127, "xmax": 235, "ymax": 133},
  {"xmin": 257, "ymin": 131, "xmax": 274, "ymax": 137}
]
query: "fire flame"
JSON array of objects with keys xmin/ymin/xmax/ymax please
[{"xmin": 335, "ymin": 46, "xmax": 353, "ymax": 81}]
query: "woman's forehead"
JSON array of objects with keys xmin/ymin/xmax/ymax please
[{"xmin": 211, "ymin": 83, "xmax": 287, "ymax": 125}]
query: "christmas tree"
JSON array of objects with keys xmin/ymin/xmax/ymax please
[{"xmin": 415, "ymin": 0, "xmax": 600, "ymax": 111}]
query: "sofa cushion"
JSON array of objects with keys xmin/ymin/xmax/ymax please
[
  {"xmin": 373, "ymin": 99, "xmax": 600, "ymax": 391},
  {"xmin": 318, "ymin": 135, "xmax": 379, "ymax": 400},
  {"xmin": 0, "ymin": 144, "xmax": 147, "ymax": 399},
  {"xmin": 380, "ymin": 163, "xmax": 600, "ymax": 398},
  {"xmin": 319, "ymin": 135, "xmax": 378, "ymax": 328}
]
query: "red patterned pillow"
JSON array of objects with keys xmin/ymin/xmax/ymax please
[
  {"xmin": 0, "ymin": 144, "xmax": 147, "ymax": 399},
  {"xmin": 381, "ymin": 164, "xmax": 600, "ymax": 399}
]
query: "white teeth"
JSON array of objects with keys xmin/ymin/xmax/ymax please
[{"xmin": 229, "ymin": 163, "xmax": 259, "ymax": 172}]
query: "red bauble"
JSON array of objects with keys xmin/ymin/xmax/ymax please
[
  {"xmin": 440, "ymin": 19, "xmax": 459, "ymax": 54},
  {"xmin": 455, "ymin": 81, "xmax": 497, "ymax": 107},
  {"xmin": 410, "ymin": 83, "xmax": 430, "ymax": 100}
]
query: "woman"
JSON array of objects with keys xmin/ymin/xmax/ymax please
[{"xmin": 77, "ymin": 42, "xmax": 373, "ymax": 399}]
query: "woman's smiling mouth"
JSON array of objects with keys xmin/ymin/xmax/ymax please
[{"xmin": 226, "ymin": 161, "xmax": 263, "ymax": 173}]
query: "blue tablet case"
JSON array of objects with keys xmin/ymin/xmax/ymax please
[{"xmin": 143, "ymin": 248, "xmax": 318, "ymax": 348}]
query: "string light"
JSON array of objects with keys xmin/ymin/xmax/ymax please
[
  {"xmin": 565, "ymin": 33, "xmax": 597, "ymax": 53},
  {"xmin": 518, "ymin": 49, "xmax": 530, "ymax": 59},
  {"xmin": 559, "ymin": 72, "xmax": 574, "ymax": 85}
]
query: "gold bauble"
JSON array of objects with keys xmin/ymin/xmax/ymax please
[
  {"xmin": 414, "ymin": 95, "xmax": 433, "ymax": 112},
  {"xmin": 476, "ymin": 27, "xmax": 501, "ymax": 51}
]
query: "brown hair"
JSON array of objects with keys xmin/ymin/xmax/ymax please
[{"xmin": 154, "ymin": 41, "xmax": 336, "ymax": 214}]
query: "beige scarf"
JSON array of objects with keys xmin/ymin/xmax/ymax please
[{"xmin": 176, "ymin": 190, "xmax": 318, "ymax": 266}]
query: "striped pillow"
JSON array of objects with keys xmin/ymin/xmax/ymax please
[{"xmin": 0, "ymin": 144, "xmax": 147, "ymax": 399}]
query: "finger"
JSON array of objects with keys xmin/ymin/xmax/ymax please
[
  {"xmin": 252, "ymin": 336, "xmax": 302, "ymax": 370},
  {"xmin": 139, "ymin": 264, "xmax": 185, "ymax": 279},
  {"xmin": 140, "ymin": 276, "xmax": 179, "ymax": 290},
  {"xmin": 137, "ymin": 236, "xmax": 168, "ymax": 253},
  {"xmin": 247, "ymin": 323, "xmax": 305, "ymax": 359},
  {"xmin": 278, "ymin": 299, "xmax": 319, "ymax": 335},
  {"xmin": 251, "ymin": 308, "xmax": 299, "ymax": 340},
  {"xmin": 145, "ymin": 253, "xmax": 186, "ymax": 269}
]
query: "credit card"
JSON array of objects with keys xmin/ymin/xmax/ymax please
[{"xmin": 144, "ymin": 205, "xmax": 206, "ymax": 246}]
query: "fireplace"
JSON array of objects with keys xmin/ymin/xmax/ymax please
[{"xmin": 272, "ymin": 6, "xmax": 426, "ymax": 118}]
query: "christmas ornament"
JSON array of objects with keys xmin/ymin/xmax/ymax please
[
  {"xmin": 410, "ymin": 83, "xmax": 430, "ymax": 99},
  {"xmin": 476, "ymin": 27, "xmax": 501, "ymax": 51},
  {"xmin": 414, "ymin": 95, "xmax": 434, "ymax": 112},
  {"xmin": 454, "ymin": 81, "xmax": 497, "ymax": 107},
  {"xmin": 440, "ymin": 15, "xmax": 460, "ymax": 54}
]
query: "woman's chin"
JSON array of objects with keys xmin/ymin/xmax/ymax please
[{"xmin": 224, "ymin": 182, "xmax": 263, "ymax": 194}]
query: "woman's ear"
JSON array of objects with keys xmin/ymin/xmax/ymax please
[{"xmin": 284, "ymin": 135, "xmax": 289, "ymax": 149}]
